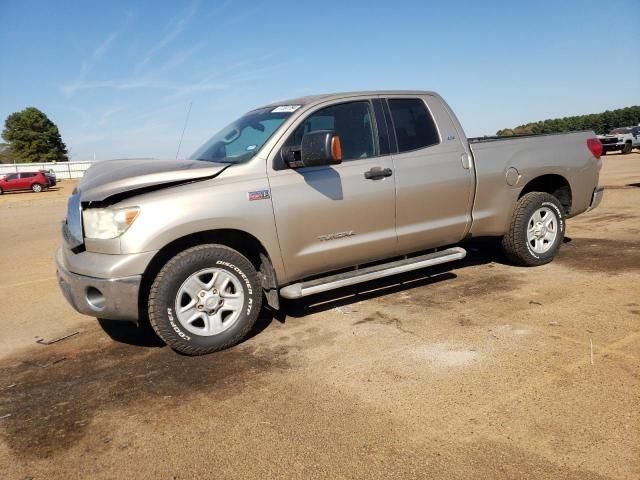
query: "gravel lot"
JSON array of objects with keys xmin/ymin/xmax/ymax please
[{"xmin": 1, "ymin": 153, "xmax": 639, "ymax": 479}]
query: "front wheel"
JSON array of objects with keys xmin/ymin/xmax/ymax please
[
  {"xmin": 31, "ymin": 183, "xmax": 43, "ymax": 193},
  {"xmin": 502, "ymin": 192, "xmax": 565, "ymax": 266},
  {"xmin": 622, "ymin": 143, "xmax": 632, "ymax": 154},
  {"xmin": 148, "ymin": 244, "xmax": 262, "ymax": 355}
]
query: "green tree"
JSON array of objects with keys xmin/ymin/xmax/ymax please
[
  {"xmin": 497, "ymin": 105, "xmax": 640, "ymax": 136},
  {"xmin": 1, "ymin": 107, "xmax": 68, "ymax": 163}
]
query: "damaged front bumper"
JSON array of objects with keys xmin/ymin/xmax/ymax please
[{"xmin": 55, "ymin": 248, "xmax": 141, "ymax": 321}]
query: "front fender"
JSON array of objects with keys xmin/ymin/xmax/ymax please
[{"xmin": 117, "ymin": 177, "xmax": 287, "ymax": 283}]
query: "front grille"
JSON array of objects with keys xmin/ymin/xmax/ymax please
[{"xmin": 600, "ymin": 137, "xmax": 619, "ymax": 145}]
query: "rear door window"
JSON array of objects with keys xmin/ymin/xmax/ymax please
[
  {"xmin": 388, "ymin": 99, "xmax": 439, "ymax": 152},
  {"xmin": 20, "ymin": 173, "xmax": 36, "ymax": 178}
]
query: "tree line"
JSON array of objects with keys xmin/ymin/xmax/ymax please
[{"xmin": 496, "ymin": 106, "xmax": 640, "ymax": 136}]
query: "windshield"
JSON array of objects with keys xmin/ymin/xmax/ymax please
[
  {"xmin": 190, "ymin": 106, "xmax": 299, "ymax": 164},
  {"xmin": 609, "ymin": 128, "xmax": 631, "ymax": 134}
]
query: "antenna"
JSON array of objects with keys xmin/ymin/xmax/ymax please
[{"xmin": 175, "ymin": 101, "xmax": 193, "ymax": 160}]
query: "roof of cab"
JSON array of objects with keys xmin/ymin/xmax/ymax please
[{"xmin": 260, "ymin": 90, "xmax": 437, "ymax": 109}]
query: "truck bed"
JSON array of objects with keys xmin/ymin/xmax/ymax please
[{"xmin": 468, "ymin": 130, "xmax": 601, "ymax": 237}]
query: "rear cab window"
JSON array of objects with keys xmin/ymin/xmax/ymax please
[{"xmin": 387, "ymin": 98, "xmax": 439, "ymax": 153}]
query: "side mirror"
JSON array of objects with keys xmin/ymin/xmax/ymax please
[
  {"xmin": 281, "ymin": 130, "xmax": 343, "ymax": 168},
  {"xmin": 300, "ymin": 130, "xmax": 342, "ymax": 167}
]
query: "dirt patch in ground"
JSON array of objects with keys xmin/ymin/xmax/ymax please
[
  {"xmin": 0, "ymin": 334, "xmax": 288, "ymax": 461},
  {"xmin": 402, "ymin": 273, "xmax": 524, "ymax": 309},
  {"xmin": 352, "ymin": 311, "xmax": 415, "ymax": 335},
  {"xmin": 557, "ymin": 238, "xmax": 640, "ymax": 273}
]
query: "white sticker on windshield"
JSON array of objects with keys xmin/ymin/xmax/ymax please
[
  {"xmin": 272, "ymin": 105, "xmax": 301, "ymax": 113},
  {"xmin": 246, "ymin": 144, "xmax": 257, "ymax": 151}
]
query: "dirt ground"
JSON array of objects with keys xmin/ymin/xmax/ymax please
[{"xmin": 0, "ymin": 153, "xmax": 639, "ymax": 479}]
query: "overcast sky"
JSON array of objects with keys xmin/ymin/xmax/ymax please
[{"xmin": 1, "ymin": 0, "xmax": 638, "ymax": 161}]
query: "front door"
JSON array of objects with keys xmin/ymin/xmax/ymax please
[
  {"xmin": 268, "ymin": 99, "xmax": 397, "ymax": 282},
  {"xmin": 4, "ymin": 173, "xmax": 21, "ymax": 191}
]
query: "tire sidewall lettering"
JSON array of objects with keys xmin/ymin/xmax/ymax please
[
  {"xmin": 215, "ymin": 260, "xmax": 255, "ymax": 315},
  {"xmin": 163, "ymin": 260, "xmax": 255, "ymax": 343},
  {"xmin": 215, "ymin": 260, "xmax": 253, "ymax": 295},
  {"xmin": 525, "ymin": 201, "xmax": 564, "ymax": 259},
  {"xmin": 167, "ymin": 307, "xmax": 191, "ymax": 341}
]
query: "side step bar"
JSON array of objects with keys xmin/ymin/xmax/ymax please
[{"xmin": 280, "ymin": 247, "xmax": 466, "ymax": 299}]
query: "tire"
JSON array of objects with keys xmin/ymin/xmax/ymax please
[
  {"xmin": 502, "ymin": 192, "xmax": 565, "ymax": 266},
  {"xmin": 0, "ymin": 187, "xmax": 3, "ymax": 195},
  {"xmin": 31, "ymin": 183, "xmax": 43, "ymax": 193},
  {"xmin": 148, "ymin": 244, "xmax": 262, "ymax": 355},
  {"xmin": 601, "ymin": 150, "xmax": 607, "ymax": 156},
  {"xmin": 622, "ymin": 142, "xmax": 632, "ymax": 154}
]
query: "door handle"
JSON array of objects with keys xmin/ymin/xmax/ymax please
[
  {"xmin": 460, "ymin": 153, "xmax": 471, "ymax": 170},
  {"xmin": 364, "ymin": 167, "xmax": 393, "ymax": 180}
]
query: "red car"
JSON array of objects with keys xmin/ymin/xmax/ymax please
[{"xmin": 0, "ymin": 171, "xmax": 51, "ymax": 194}]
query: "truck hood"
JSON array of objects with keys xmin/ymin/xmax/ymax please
[{"xmin": 77, "ymin": 158, "xmax": 230, "ymax": 204}]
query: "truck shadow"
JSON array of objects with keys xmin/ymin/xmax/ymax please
[
  {"xmin": 97, "ymin": 318, "xmax": 165, "ymax": 348},
  {"xmin": 99, "ymin": 236, "xmax": 574, "ymax": 349},
  {"xmin": 253, "ymin": 236, "xmax": 528, "ymax": 330}
]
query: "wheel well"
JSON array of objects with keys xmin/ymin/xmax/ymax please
[
  {"xmin": 138, "ymin": 229, "xmax": 279, "ymax": 320},
  {"xmin": 519, "ymin": 174, "xmax": 572, "ymax": 214}
]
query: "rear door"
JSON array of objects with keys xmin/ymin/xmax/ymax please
[
  {"xmin": 19, "ymin": 172, "xmax": 35, "ymax": 188},
  {"xmin": 385, "ymin": 95, "xmax": 474, "ymax": 253},
  {"xmin": 268, "ymin": 98, "xmax": 397, "ymax": 282}
]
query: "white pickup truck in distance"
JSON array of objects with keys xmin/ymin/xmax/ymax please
[
  {"xmin": 598, "ymin": 126, "xmax": 640, "ymax": 155},
  {"xmin": 56, "ymin": 90, "xmax": 604, "ymax": 355}
]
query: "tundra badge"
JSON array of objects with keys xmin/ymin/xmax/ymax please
[{"xmin": 317, "ymin": 230, "xmax": 355, "ymax": 241}]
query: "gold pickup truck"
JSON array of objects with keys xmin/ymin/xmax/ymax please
[{"xmin": 56, "ymin": 90, "xmax": 604, "ymax": 355}]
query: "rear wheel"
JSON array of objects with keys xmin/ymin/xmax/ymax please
[
  {"xmin": 502, "ymin": 192, "xmax": 565, "ymax": 266},
  {"xmin": 148, "ymin": 244, "xmax": 262, "ymax": 355},
  {"xmin": 622, "ymin": 142, "xmax": 632, "ymax": 154},
  {"xmin": 31, "ymin": 183, "xmax": 43, "ymax": 193}
]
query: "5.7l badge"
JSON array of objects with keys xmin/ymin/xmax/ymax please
[{"xmin": 248, "ymin": 189, "xmax": 271, "ymax": 201}]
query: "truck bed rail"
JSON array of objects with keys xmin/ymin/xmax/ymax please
[{"xmin": 468, "ymin": 130, "xmax": 593, "ymax": 144}]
